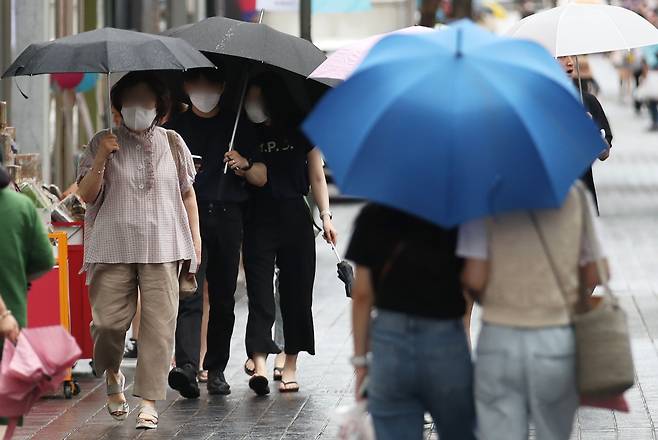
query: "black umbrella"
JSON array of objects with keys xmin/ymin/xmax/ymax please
[
  {"xmin": 310, "ymin": 211, "xmax": 354, "ymax": 298},
  {"xmin": 163, "ymin": 16, "xmax": 329, "ymax": 172},
  {"xmin": 332, "ymin": 244, "xmax": 355, "ymax": 298},
  {"xmin": 162, "ymin": 16, "xmax": 326, "ymax": 79},
  {"xmin": 1, "ymin": 27, "xmax": 214, "ymax": 131}
]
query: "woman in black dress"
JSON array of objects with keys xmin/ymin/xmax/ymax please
[{"xmin": 231, "ymin": 72, "xmax": 337, "ymax": 395}]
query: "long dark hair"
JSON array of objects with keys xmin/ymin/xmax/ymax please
[{"xmin": 248, "ymin": 72, "xmax": 303, "ymax": 135}]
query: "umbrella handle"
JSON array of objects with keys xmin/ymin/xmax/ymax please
[
  {"xmin": 330, "ymin": 243, "xmax": 342, "ymax": 263},
  {"xmin": 575, "ymin": 55, "xmax": 584, "ymax": 105},
  {"xmin": 224, "ymin": 74, "xmax": 249, "ymax": 174},
  {"xmin": 107, "ymin": 72, "xmax": 112, "ymax": 135}
]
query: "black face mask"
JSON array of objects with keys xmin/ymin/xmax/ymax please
[{"xmin": 0, "ymin": 165, "xmax": 10, "ymax": 189}]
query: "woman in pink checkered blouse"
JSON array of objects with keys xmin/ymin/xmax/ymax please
[{"xmin": 77, "ymin": 72, "xmax": 201, "ymax": 431}]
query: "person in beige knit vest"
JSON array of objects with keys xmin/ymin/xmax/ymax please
[{"xmin": 458, "ymin": 182, "xmax": 609, "ymax": 440}]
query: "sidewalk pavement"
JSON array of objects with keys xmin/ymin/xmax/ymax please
[
  {"xmin": 565, "ymin": 55, "xmax": 658, "ymax": 440},
  {"xmin": 10, "ymin": 56, "xmax": 658, "ymax": 440}
]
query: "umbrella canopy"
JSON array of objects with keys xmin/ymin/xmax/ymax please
[
  {"xmin": 163, "ymin": 16, "xmax": 326, "ymax": 78},
  {"xmin": 506, "ymin": 2, "xmax": 658, "ymax": 57},
  {"xmin": 1, "ymin": 27, "xmax": 214, "ymax": 78},
  {"xmin": 303, "ymin": 20, "xmax": 606, "ymax": 227},
  {"xmin": 308, "ymin": 26, "xmax": 435, "ymax": 83},
  {"xmin": 0, "ymin": 326, "xmax": 81, "ymax": 419},
  {"xmin": 163, "ymin": 17, "xmax": 329, "ymax": 170}
]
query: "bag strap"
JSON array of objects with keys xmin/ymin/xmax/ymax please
[
  {"xmin": 166, "ymin": 129, "xmax": 182, "ymax": 179},
  {"xmin": 529, "ymin": 184, "xmax": 612, "ymax": 315},
  {"xmin": 528, "ymin": 211, "xmax": 580, "ymax": 313}
]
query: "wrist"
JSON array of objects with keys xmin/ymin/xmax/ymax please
[
  {"xmin": 350, "ymin": 354, "xmax": 371, "ymax": 368},
  {"xmin": 242, "ymin": 158, "xmax": 253, "ymax": 171},
  {"xmin": 320, "ymin": 209, "xmax": 333, "ymax": 220},
  {"xmin": 0, "ymin": 309, "xmax": 12, "ymax": 321}
]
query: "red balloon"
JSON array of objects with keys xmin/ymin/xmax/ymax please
[{"xmin": 51, "ymin": 72, "xmax": 84, "ymax": 90}]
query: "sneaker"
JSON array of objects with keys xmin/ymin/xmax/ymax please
[
  {"xmin": 207, "ymin": 370, "xmax": 231, "ymax": 395},
  {"xmin": 168, "ymin": 364, "xmax": 200, "ymax": 399},
  {"xmin": 123, "ymin": 338, "xmax": 138, "ymax": 359}
]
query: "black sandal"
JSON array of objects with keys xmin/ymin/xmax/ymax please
[
  {"xmin": 273, "ymin": 367, "xmax": 284, "ymax": 382},
  {"xmin": 244, "ymin": 359, "xmax": 255, "ymax": 377},
  {"xmin": 279, "ymin": 381, "xmax": 300, "ymax": 393},
  {"xmin": 249, "ymin": 375, "xmax": 270, "ymax": 396}
]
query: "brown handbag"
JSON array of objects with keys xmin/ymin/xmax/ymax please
[
  {"xmin": 167, "ymin": 130, "xmax": 198, "ymax": 299},
  {"xmin": 530, "ymin": 185, "xmax": 634, "ymax": 397}
]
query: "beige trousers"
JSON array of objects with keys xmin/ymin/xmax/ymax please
[{"xmin": 89, "ymin": 262, "xmax": 179, "ymax": 401}]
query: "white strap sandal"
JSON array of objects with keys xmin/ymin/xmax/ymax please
[
  {"xmin": 136, "ymin": 405, "xmax": 158, "ymax": 430},
  {"xmin": 106, "ymin": 372, "xmax": 129, "ymax": 421}
]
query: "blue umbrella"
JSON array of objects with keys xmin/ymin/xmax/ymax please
[{"xmin": 302, "ymin": 20, "xmax": 606, "ymax": 227}]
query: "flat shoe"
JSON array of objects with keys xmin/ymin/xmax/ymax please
[
  {"xmin": 136, "ymin": 406, "xmax": 158, "ymax": 430},
  {"xmin": 244, "ymin": 359, "xmax": 255, "ymax": 377},
  {"xmin": 249, "ymin": 375, "xmax": 270, "ymax": 396},
  {"xmin": 106, "ymin": 372, "xmax": 129, "ymax": 421},
  {"xmin": 279, "ymin": 381, "xmax": 300, "ymax": 393},
  {"xmin": 273, "ymin": 367, "xmax": 284, "ymax": 382}
]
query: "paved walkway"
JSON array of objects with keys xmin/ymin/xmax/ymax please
[{"xmin": 11, "ymin": 56, "xmax": 658, "ymax": 439}]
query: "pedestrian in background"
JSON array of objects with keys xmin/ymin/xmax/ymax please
[
  {"xmin": 558, "ymin": 56, "xmax": 613, "ymax": 208},
  {"xmin": 636, "ymin": 48, "xmax": 658, "ymax": 131},
  {"xmin": 347, "ymin": 203, "xmax": 477, "ymax": 440},
  {"xmin": 77, "ymin": 71, "xmax": 201, "ymax": 430},
  {"xmin": 0, "ymin": 164, "xmax": 55, "ymax": 435},
  {"xmin": 240, "ymin": 72, "xmax": 337, "ymax": 396},
  {"xmin": 166, "ymin": 67, "xmax": 267, "ymax": 398},
  {"xmin": 460, "ymin": 182, "xmax": 608, "ymax": 440}
]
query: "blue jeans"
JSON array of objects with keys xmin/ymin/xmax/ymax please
[
  {"xmin": 368, "ymin": 310, "xmax": 477, "ymax": 440},
  {"xmin": 475, "ymin": 324, "xmax": 577, "ymax": 440}
]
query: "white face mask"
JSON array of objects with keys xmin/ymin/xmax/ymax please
[
  {"xmin": 189, "ymin": 92, "xmax": 221, "ymax": 113},
  {"xmin": 245, "ymin": 102, "xmax": 268, "ymax": 124},
  {"xmin": 121, "ymin": 106, "xmax": 157, "ymax": 132}
]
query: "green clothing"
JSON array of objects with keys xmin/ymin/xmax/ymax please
[
  {"xmin": 0, "ymin": 188, "xmax": 54, "ymax": 330},
  {"xmin": 0, "ymin": 188, "xmax": 52, "ymax": 426}
]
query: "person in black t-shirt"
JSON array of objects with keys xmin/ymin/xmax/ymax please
[
  {"xmin": 238, "ymin": 72, "xmax": 337, "ymax": 396},
  {"xmin": 558, "ymin": 56, "xmax": 613, "ymax": 210},
  {"xmin": 165, "ymin": 68, "xmax": 267, "ymax": 399},
  {"xmin": 346, "ymin": 204, "xmax": 477, "ymax": 440}
]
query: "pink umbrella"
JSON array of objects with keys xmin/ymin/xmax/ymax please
[
  {"xmin": 309, "ymin": 26, "xmax": 437, "ymax": 82},
  {"xmin": 0, "ymin": 326, "xmax": 81, "ymax": 439}
]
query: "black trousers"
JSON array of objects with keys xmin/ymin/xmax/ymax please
[
  {"xmin": 174, "ymin": 244, "xmax": 208, "ymax": 371},
  {"xmin": 243, "ymin": 197, "xmax": 316, "ymax": 357},
  {"xmin": 185, "ymin": 202, "xmax": 243, "ymax": 373}
]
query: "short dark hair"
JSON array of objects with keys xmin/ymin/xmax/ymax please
[
  {"xmin": 182, "ymin": 67, "xmax": 225, "ymax": 85},
  {"xmin": 249, "ymin": 72, "xmax": 303, "ymax": 132},
  {"xmin": 110, "ymin": 71, "xmax": 171, "ymax": 123}
]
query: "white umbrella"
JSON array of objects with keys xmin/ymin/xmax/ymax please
[{"xmin": 507, "ymin": 2, "xmax": 658, "ymax": 57}]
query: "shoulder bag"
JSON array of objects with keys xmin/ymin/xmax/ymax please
[{"xmin": 530, "ymin": 185, "xmax": 634, "ymax": 397}]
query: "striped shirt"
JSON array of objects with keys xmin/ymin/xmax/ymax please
[{"xmin": 77, "ymin": 125, "xmax": 197, "ymax": 282}]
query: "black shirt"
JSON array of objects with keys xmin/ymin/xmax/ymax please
[
  {"xmin": 248, "ymin": 124, "xmax": 314, "ymax": 200},
  {"xmin": 346, "ymin": 204, "xmax": 466, "ymax": 320},
  {"xmin": 580, "ymin": 92, "xmax": 613, "ymax": 206},
  {"xmin": 166, "ymin": 109, "xmax": 259, "ymax": 203}
]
